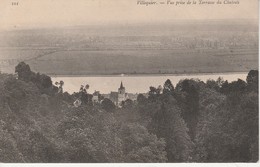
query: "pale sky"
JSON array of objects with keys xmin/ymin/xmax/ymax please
[{"xmin": 0, "ymin": 0, "xmax": 258, "ymax": 30}]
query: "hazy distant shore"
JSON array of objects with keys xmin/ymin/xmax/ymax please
[{"xmin": 50, "ymin": 71, "xmax": 249, "ymax": 78}]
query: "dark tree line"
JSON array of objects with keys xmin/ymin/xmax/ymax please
[{"xmin": 0, "ymin": 62, "xmax": 258, "ymax": 162}]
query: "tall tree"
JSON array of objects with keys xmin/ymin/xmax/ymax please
[
  {"xmin": 176, "ymin": 79, "xmax": 200, "ymax": 141},
  {"xmin": 163, "ymin": 79, "xmax": 174, "ymax": 94},
  {"xmin": 149, "ymin": 95, "xmax": 193, "ymax": 162},
  {"xmin": 246, "ymin": 70, "xmax": 258, "ymax": 92},
  {"xmin": 15, "ymin": 62, "xmax": 32, "ymax": 81}
]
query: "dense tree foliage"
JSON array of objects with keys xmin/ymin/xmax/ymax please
[
  {"xmin": 15, "ymin": 62, "xmax": 53, "ymax": 94},
  {"xmin": 0, "ymin": 63, "xmax": 258, "ymax": 162},
  {"xmin": 193, "ymin": 73, "xmax": 259, "ymax": 162},
  {"xmin": 101, "ymin": 98, "xmax": 116, "ymax": 112}
]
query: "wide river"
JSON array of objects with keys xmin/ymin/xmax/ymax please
[{"xmin": 52, "ymin": 73, "xmax": 247, "ymax": 94}]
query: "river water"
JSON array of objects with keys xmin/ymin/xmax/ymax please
[{"xmin": 52, "ymin": 73, "xmax": 247, "ymax": 94}]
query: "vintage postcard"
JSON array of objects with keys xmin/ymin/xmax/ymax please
[{"xmin": 0, "ymin": 0, "xmax": 258, "ymax": 165}]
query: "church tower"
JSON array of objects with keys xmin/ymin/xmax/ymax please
[{"xmin": 118, "ymin": 81, "xmax": 126, "ymax": 105}]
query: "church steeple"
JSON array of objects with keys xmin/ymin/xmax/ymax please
[
  {"xmin": 120, "ymin": 81, "xmax": 124, "ymax": 89},
  {"xmin": 118, "ymin": 81, "xmax": 126, "ymax": 106}
]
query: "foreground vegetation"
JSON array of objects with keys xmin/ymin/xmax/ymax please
[{"xmin": 0, "ymin": 62, "xmax": 258, "ymax": 162}]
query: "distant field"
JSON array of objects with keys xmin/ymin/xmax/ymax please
[
  {"xmin": 0, "ymin": 48, "xmax": 59, "ymax": 73},
  {"xmin": 0, "ymin": 21, "xmax": 258, "ymax": 75},
  {"xmin": 13, "ymin": 48, "xmax": 256, "ymax": 75}
]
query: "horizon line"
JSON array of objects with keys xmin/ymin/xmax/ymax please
[{"xmin": 1, "ymin": 18, "xmax": 258, "ymax": 32}]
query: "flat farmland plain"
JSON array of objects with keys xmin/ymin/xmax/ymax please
[
  {"xmin": 23, "ymin": 48, "xmax": 258, "ymax": 75},
  {"xmin": 0, "ymin": 48, "xmax": 60, "ymax": 73},
  {"xmin": 0, "ymin": 21, "xmax": 258, "ymax": 75}
]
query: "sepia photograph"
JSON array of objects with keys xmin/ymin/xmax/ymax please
[{"xmin": 0, "ymin": 0, "xmax": 258, "ymax": 164}]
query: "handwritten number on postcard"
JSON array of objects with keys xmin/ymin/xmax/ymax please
[{"xmin": 12, "ymin": 2, "xmax": 19, "ymax": 6}]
